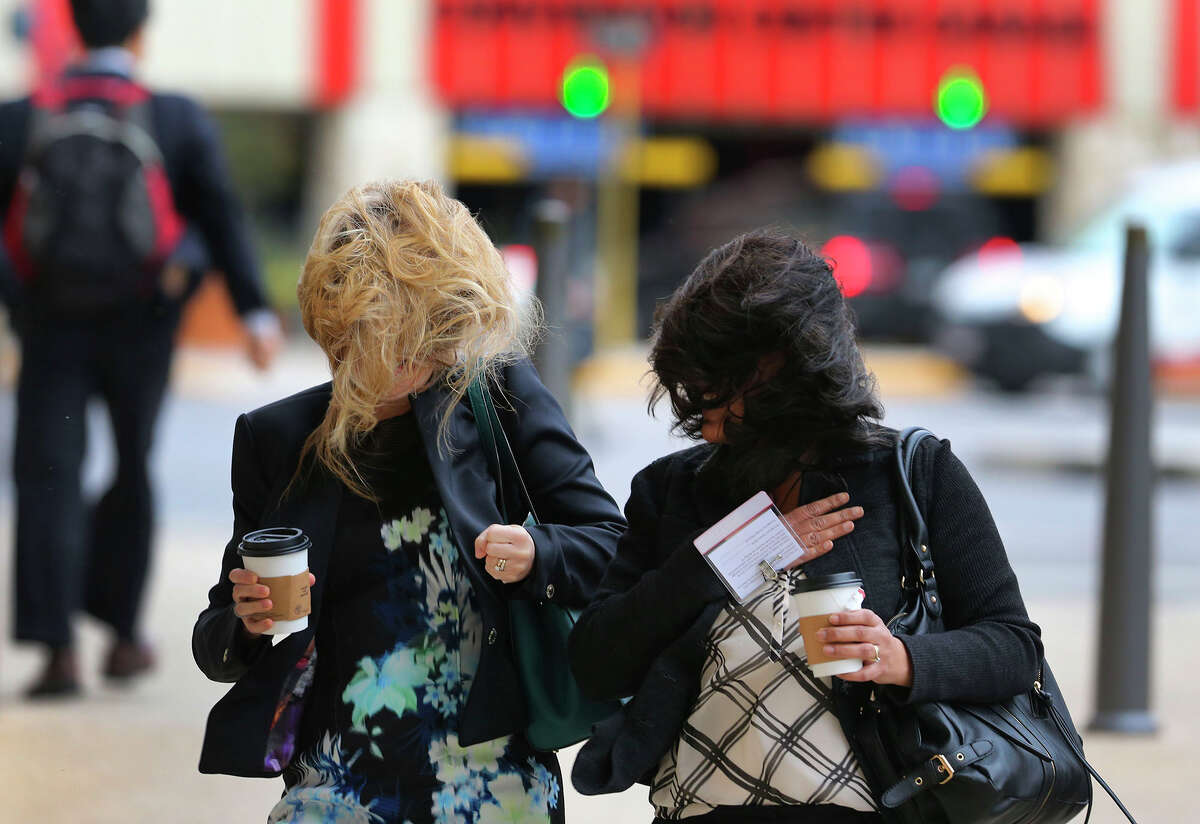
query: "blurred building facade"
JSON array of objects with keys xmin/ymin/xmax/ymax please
[{"xmin": 1, "ymin": 0, "xmax": 1197, "ymax": 344}]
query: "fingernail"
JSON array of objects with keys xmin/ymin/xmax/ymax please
[
  {"xmin": 853, "ymin": 507, "xmax": 864, "ymax": 516},
  {"xmin": 824, "ymin": 646, "xmax": 836, "ymax": 656},
  {"xmin": 829, "ymin": 614, "xmax": 840, "ymax": 624},
  {"xmin": 839, "ymin": 493, "xmax": 850, "ymax": 501},
  {"xmin": 824, "ymin": 541, "xmax": 833, "ymax": 550},
  {"xmin": 263, "ymin": 601, "xmax": 272, "ymax": 609},
  {"xmin": 816, "ymin": 629, "xmax": 827, "ymax": 640}
]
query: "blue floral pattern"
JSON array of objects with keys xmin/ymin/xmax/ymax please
[{"xmin": 270, "ymin": 452, "xmax": 559, "ymax": 824}]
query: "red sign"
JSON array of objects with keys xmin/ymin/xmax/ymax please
[
  {"xmin": 315, "ymin": 0, "xmax": 360, "ymax": 108},
  {"xmin": 433, "ymin": 0, "xmax": 1102, "ymax": 125},
  {"xmin": 1174, "ymin": 0, "xmax": 1199, "ymax": 111},
  {"xmin": 32, "ymin": 0, "xmax": 81, "ymax": 85}
]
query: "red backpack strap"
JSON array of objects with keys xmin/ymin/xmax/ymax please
[
  {"xmin": 3, "ymin": 178, "xmax": 34, "ymax": 281},
  {"xmin": 144, "ymin": 164, "xmax": 183, "ymax": 264},
  {"xmin": 32, "ymin": 74, "xmax": 150, "ymax": 110}
]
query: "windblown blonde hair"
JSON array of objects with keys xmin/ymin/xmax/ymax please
[{"xmin": 295, "ymin": 179, "xmax": 533, "ymax": 499}]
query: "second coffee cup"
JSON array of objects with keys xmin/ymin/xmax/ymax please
[
  {"xmin": 237, "ymin": 527, "xmax": 312, "ymax": 635},
  {"xmin": 790, "ymin": 572, "xmax": 866, "ymax": 678}
]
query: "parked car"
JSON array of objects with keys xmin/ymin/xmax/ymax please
[
  {"xmin": 826, "ymin": 191, "xmax": 1007, "ymax": 341},
  {"xmin": 933, "ymin": 163, "xmax": 1200, "ymax": 391}
]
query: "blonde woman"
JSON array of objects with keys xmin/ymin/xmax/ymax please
[{"xmin": 192, "ymin": 180, "xmax": 624, "ymax": 824}]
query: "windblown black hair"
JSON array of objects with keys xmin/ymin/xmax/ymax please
[{"xmin": 649, "ymin": 230, "xmax": 886, "ymax": 497}]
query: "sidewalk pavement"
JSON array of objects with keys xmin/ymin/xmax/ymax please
[{"xmin": 0, "ymin": 341, "xmax": 1189, "ymax": 823}]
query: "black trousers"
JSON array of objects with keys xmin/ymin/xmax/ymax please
[{"xmin": 13, "ymin": 306, "xmax": 177, "ymax": 646}]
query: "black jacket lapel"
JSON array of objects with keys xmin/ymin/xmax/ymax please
[{"xmin": 410, "ymin": 386, "xmax": 504, "ymax": 603}]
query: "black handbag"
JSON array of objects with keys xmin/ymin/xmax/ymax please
[
  {"xmin": 850, "ymin": 427, "xmax": 1137, "ymax": 824},
  {"xmin": 466, "ymin": 376, "xmax": 621, "ymax": 751}
]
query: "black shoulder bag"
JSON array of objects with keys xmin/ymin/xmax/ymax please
[
  {"xmin": 466, "ymin": 376, "xmax": 620, "ymax": 751},
  {"xmin": 851, "ymin": 427, "xmax": 1137, "ymax": 824}
]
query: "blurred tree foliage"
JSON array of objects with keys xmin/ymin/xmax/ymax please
[{"xmin": 211, "ymin": 110, "xmax": 312, "ymax": 308}]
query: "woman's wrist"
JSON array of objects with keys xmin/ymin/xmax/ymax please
[{"xmin": 885, "ymin": 635, "xmax": 913, "ymax": 687}]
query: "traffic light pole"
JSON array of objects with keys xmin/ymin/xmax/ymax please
[
  {"xmin": 594, "ymin": 57, "xmax": 641, "ymax": 349},
  {"xmin": 532, "ymin": 198, "xmax": 572, "ymax": 413}
]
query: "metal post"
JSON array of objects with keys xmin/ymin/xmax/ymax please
[
  {"xmin": 593, "ymin": 48, "xmax": 644, "ymax": 349},
  {"xmin": 532, "ymin": 198, "xmax": 572, "ymax": 414},
  {"xmin": 1090, "ymin": 223, "xmax": 1157, "ymax": 734}
]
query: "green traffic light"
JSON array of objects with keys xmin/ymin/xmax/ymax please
[
  {"xmin": 936, "ymin": 68, "xmax": 987, "ymax": 130},
  {"xmin": 561, "ymin": 58, "xmax": 610, "ymax": 119}
]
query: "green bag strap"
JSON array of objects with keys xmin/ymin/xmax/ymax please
[{"xmin": 466, "ymin": 375, "xmax": 540, "ymax": 527}]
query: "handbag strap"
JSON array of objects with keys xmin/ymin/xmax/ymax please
[
  {"xmin": 466, "ymin": 375, "xmax": 540, "ymax": 526},
  {"xmin": 894, "ymin": 427, "xmax": 1137, "ymax": 824},
  {"xmin": 1043, "ymin": 687, "xmax": 1138, "ymax": 824},
  {"xmin": 894, "ymin": 427, "xmax": 942, "ymax": 620}
]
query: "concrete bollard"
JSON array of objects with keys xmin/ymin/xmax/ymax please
[{"xmin": 1089, "ymin": 223, "xmax": 1158, "ymax": 734}]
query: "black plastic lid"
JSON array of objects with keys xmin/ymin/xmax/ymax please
[
  {"xmin": 789, "ymin": 571, "xmax": 862, "ymax": 595},
  {"xmin": 238, "ymin": 527, "xmax": 311, "ymax": 557}
]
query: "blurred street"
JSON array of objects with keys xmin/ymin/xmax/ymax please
[{"xmin": 0, "ymin": 341, "xmax": 1196, "ymax": 823}]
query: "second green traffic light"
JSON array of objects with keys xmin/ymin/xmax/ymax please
[{"xmin": 561, "ymin": 58, "xmax": 610, "ymax": 119}]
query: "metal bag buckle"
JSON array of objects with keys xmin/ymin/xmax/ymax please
[{"xmin": 931, "ymin": 753, "xmax": 955, "ymax": 784}]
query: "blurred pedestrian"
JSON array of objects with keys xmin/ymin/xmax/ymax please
[
  {"xmin": 193, "ymin": 179, "xmax": 623, "ymax": 824},
  {"xmin": 0, "ymin": 0, "xmax": 282, "ymax": 697},
  {"xmin": 569, "ymin": 231, "xmax": 1042, "ymax": 822}
]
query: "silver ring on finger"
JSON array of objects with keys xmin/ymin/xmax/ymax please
[
  {"xmin": 869, "ymin": 643, "xmax": 881, "ymax": 664},
  {"xmin": 495, "ymin": 558, "xmax": 507, "ymax": 573}
]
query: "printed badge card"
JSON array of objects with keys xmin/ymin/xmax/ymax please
[{"xmin": 693, "ymin": 491, "xmax": 810, "ymax": 602}]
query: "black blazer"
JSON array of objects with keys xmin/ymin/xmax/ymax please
[
  {"xmin": 193, "ymin": 360, "xmax": 625, "ymax": 777},
  {"xmin": 0, "ymin": 68, "xmax": 267, "ymax": 316},
  {"xmin": 569, "ymin": 432, "xmax": 1043, "ymax": 796}
]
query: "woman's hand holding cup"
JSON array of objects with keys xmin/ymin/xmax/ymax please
[
  {"xmin": 229, "ymin": 568, "xmax": 317, "ymax": 638},
  {"xmin": 817, "ymin": 609, "xmax": 913, "ymax": 687}
]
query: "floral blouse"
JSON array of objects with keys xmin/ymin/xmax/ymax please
[{"xmin": 268, "ymin": 414, "xmax": 562, "ymax": 824}]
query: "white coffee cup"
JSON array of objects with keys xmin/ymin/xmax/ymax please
[
  {"xmin": 237, "ymin": 527, "xmax": 312, "ymax": 635},
  {"xmin": 790, "ymin": 572, "xmax": 867, "ymax": 678}
]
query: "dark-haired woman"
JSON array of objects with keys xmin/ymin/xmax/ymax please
[{"xmin": 569, "ymin": 231, "xmax": 1042, "ymax": 823}]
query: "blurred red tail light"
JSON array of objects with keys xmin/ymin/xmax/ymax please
[
  {"xmin": 822, "ymin": 235, "xmax": 873, "ymax": 298},
  {"xmin": 978, "ymin": 235, "xmax": 1021, "ymax": 265}
]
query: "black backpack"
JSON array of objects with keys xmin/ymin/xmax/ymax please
[{"xmin": 2, "ymin": 74, "xmax": 182, "ymax": 315}]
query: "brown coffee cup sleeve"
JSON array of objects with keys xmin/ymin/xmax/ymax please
[
  {"xmin": 798, "ymin": 614, "xmax": 841, "ymax": 666},
  {"xmin": 258, "ymin": 570, "xmax": 312, "ymax": 621}
]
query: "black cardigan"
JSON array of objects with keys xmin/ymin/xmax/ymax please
[
  {"xmin": 193, "ymin": 360, "xmax": 625, "ymax": 777},
  {"xmin": 568, "ymin": 432, "xmax": 1042, "ymax": 797}
]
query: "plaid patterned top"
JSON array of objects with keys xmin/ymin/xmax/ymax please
[{"xmin": 650, "ymin": 571, "xmax": 877, "ymax": 819}]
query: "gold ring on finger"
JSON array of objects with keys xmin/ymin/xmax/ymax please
[
  {"xmin": 870, "ymin": 643, "xmax": 881, "ymax": 664},
  {"xmin": 495, "ymin": 558, "xmax": 507, "ymax": 573}
]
